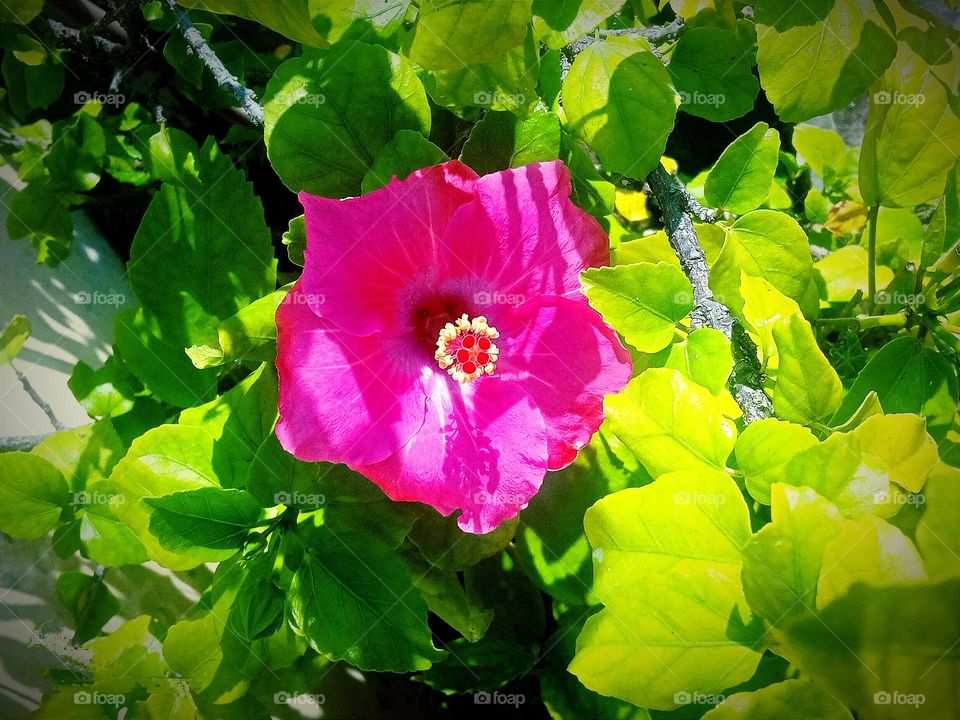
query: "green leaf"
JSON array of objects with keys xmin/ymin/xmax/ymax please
[
  {"xmin": 668, "ymin": 27, "xmax": 760, "ymax": 122},
  {"xmin": 32, "ymin": 418, "xmax": 125, "ymax": 492},
  {"xmin": 361, "ymin": 130, "xmax": 447, "ymax": 193},
  {"xmin": 541, "ymin": 609, "xmax": 651, "ymax": 720},
  {"xmin": 581, "ymin": 262, "xmax": 692, "ymax": 353},
  {"xmin": 187, "ymin": 287, "xmax": 288, "ymax": 369},
  {"xmin": 756, "ymin": 0, "xmax": 896, "ymax": 122},
  {"xmin": 178, "ymin": 364, "xmax": 278, "ymax": 489},
  {"xmin": 104, "ymin": 424, "xmax": 237, "ymax": 569},
  {"xmin": 68, "ymin": 355, "xmax": 140, "ymax": 419},
  {"xmin": 459, "ymin": 109, "xmax": 561, "ymax": 175},
  {"xmin": 701, "ymin": 678, "xmax": 853, "ymax": 720},
  {"xmin": 6, "ymin": 179, "xmax": 74, "ymax": 266},
  {"xmin": 56, "ymin": 571, "xmax": 120, "ymax": 644},
  {"xmin": 740, "ymin": 275, "xmax": 842, "ymax": 424},
  {"xmin": 282, "ymin": 214, "xmax": 306, "ymax": 266},
  {"xmin": 778, "ymin": 415, "xmax": 937, "ymax": 519},
  {"xmin": 144, "ymin": 126, "xmax": 200, "ymax": 187},
  {"xmin": 264, "ymin": 43, "xmax": 431, "ymax": 197},
  {"xmin": 0, "ymin": 452, "xmax": 69, "ymax": 539},
  {"xmin": 515, "ymin": 424, "xmax": 643, "ymax": 605},
  {"xmin": 570, "ymin": 470, "xmax": 764, "ymax": 710},
  {"xmin": 410, "ymin": 564, "xmax": 493, "ymax": 642},
  {"xmin": 791, "ymin": 124, "xmax": 856, "ymax": 184},
  {"xmin": 779, "ymin": 579, "xmax": 960, "ymax": 719},
  {"xmin": 735, "ymin": 418, "xmax": 819, "ymax": 504},
  {"xmin": 289, "ymin": 525, "xmax": 443, "ymax": 672},
  {"xmin": 114, "ymin": 307, "xmax": 218, "ymax": 408},
  {"xmin": 79, "ymin": 504, "xmax": 149, "ymax": 567},
  {"xmin": 422, "ymin": 27, "xmax": 540, "ymax": 116},
  {"xmin": 814, "ymin": 245, "xmax": 894, "ymax": 303},
  {"xmin": 0, "ymin": 0, "xmax": 43, "ymax": 23},
  {"xmin": 415, "ymin": 553, "xmax": 544, "ymax": 693},
  {"xmin": 916, "ymin": 463, "xmax": 960, "ymax": 580},
  {"xmin": 861, "ymin": 41, "xmax": 960, "ymax": 208},
  {"xmin": 46, "ymin": 113, "xmax": 106, "ymax": 192},
  {"xmin": 534, "ymin": 0, "xmax": 627, "ymax": 48},
  {"xmin": 145, "ymin": 487, "xmax": 262, "ymax": 551},
  {"xmin": 742, "ymin": 484, "xmax": 846, "ymax": 623},
  {"xmin": 309, "ymin": 0, "xmax": 412, "ymax": 43},
  {"xmin": 409, "ymin": 512, "xmax": 516, "ymax": 571},
  {"xmin": 407, "ymin": 0, "xmax": 533, "ymax": 71},
  {"xmin": 0, "ymin": 314, "xmax": 30, "ymax": 365},
  {"xmin": 652, "ymin": 327, "xmax": 733, "ymax": 396},
  {"xmin": 712, "ymin": 211, "xmax": 812, "ymax": 314},
  {"xmin": 606, "ymin": 368, "xmax": 737, "ymax": 478},
  {"xmin": 831, "ymin": 336, "xmax": 958, "ymax": 443},
  {"xmin": 817, "ymin": 514, "xmax": 927, "ymax": 608},
  {"xmin": 128, "ymin": 154, "xmax": 276, "ymax": 354},
  {"xmin": 562, "ymin": 37, "xmax": 677, "ymax": 178},
  {"xmin": 181, "ymin": 0, "xmax": 327, "ymax": 45},
  {"xmin": 705, "ymin": 123, "xmax": 781, "ymax": 214}
]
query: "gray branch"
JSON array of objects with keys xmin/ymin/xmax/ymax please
[
  {"xmin": 644, "ymin": 166, "xmax": 774, "ymax": 424},
  {"xmin": 561, "ymin": 18, "xmax": 685, "ymax": 83},
  {"xmin": 164, "ymin": 0, "xmax": 264, "ymax": 127},
  {"xmin": 14, "ymin": 367, "xmax": 65, "ymax": 432}
]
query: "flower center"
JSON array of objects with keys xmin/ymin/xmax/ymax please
[{"xmin": 435, "ymin": 314, "xmax": 500, "ymax": 383}]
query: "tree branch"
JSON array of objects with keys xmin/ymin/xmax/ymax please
[
  {"xmin": 560, "ymin": 18, "xmax": 685, "ymax": 84},
  {"xmin": 644, "ymin": 165, "xmax": 774, "ymax": 424},
  {"xmin": 164, "ymin": 0, "xmax": 264, "ymax": 127}
]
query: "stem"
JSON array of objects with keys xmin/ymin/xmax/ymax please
[
  {"xmin": 14, "ymin": 365, "xmax": 65, "ymax": 432},
  {"xmin": 164, "ymin": 0, "xmax": 264, "ymax": 127},
  {"xmin": 644, "ymin": 164, "xmax": 773, "ymax": 424},
  {"xmin": 866, "ymin": 205, "xmax": 879, "ymax": 313},
  {"xmin": 815, "ymin": 313, "xmax": 908, "ymax": 330}
]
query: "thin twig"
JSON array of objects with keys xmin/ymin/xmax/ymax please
[
  {"xmin": 164, "ymin": 0, "xmax": 264, "ymax": 127},
  {"xmin": 47, "ymin": 18, "xmax": 121, "ymax": 56},
  {"xmin": 644, "ymin": 165, "xmax": 774, "ymax": 424},
  {"xmin": 0, "ymin": 433, "xmax": 52, "ymax": 452},
  {"xmin": 13, "ymin": 366, "xmax": 66, "ymax": 432},
  {"xmin": 560, "ymin": 18, "xmax": 685, "ymax": 83}
]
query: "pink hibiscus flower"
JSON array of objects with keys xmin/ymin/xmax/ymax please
[{"xmin": 275, "ymin": 160, "xmax": 632, "ymax": 533}]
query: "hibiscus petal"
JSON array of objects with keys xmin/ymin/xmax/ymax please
[
  {"xmin": 441, "ymin": 160, "xmax": 609, "ymax": 309},
  {"xmin": 354, "ymin": 373, "xmax": 549, "ymax": 534},
  {"xmin": 495, "ymin": 295, "xmax": 633, "ymax": 470},
  {"xmin": 275, "ymin": 282, "xmax": 428, "ymax": 466},
  {"xmin": 299, "ymin": 160, "xmax": 479, "ymax": 336}
]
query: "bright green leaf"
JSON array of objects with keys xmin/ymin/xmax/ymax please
[
  {"xmin": 581, "ymin": 262, "xmax": 692, "ymax": 353},
  {"xmin": 605, "ymin": 368, "xmax": 737, "ymax": 478},
  {"xmin": 0, "ymin": 452, "xmax": 69, "ymax": 539},
  {"xmin": 264, "ymin": 43, "xmax": 431, "ymax": 197},
  {"xmin": 562, "ymin": 37, "xmax": 677, "ymax": 178},
  {"xmin": 705, "ymin": 123, "xmax": 780, "ymax": 214}
]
